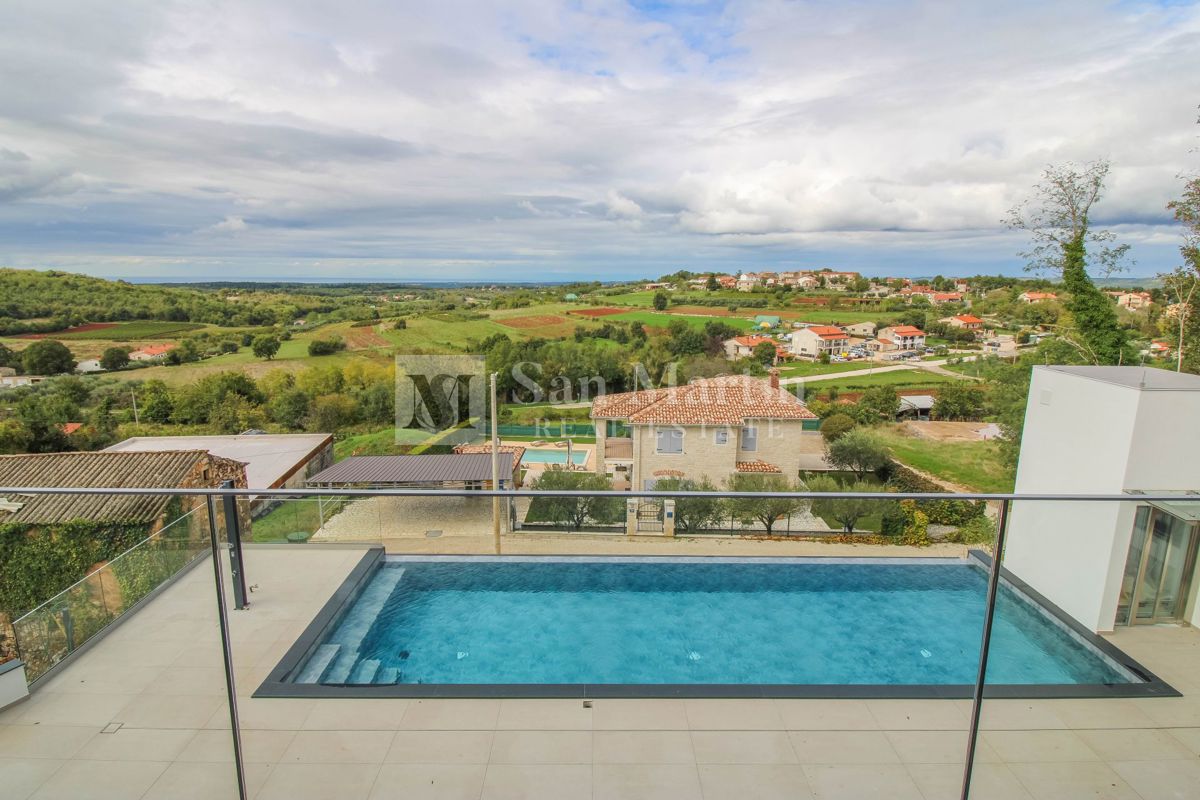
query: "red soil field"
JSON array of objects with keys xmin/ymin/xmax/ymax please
[{"xmin": 569, "ymin": 307, "xmax": 626, "ymax": 317}]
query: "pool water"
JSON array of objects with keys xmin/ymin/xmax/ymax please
[
  {"xmin": 295, "ymin": 558, "xmax": 1134, "ymax": 687},
  {"xmin": 520, "ymin": 450, "xmax": 588, "ymax": 465}
]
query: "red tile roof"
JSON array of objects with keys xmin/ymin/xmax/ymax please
[
  {"xmin": 591, "ymin": 376, "xmax": 817, "ymax": 425},
  {"xmin": 452, "ymin": 444, "xmax": 526, "ymax": 470},
  {"xmin": 889, "ymin": 325, "xmax": 925, "ymax": 336},
  {"xmin": 132, "ymin": 344, "xmax": 175, "ymax": 357},
  {"xmin": 735, "ymin": 460, "xmax": 782, "ymax": 473},
  {"xmin": 805, "ymin": 325, "xmax": 848, "ymax": 340},
  {"xmin": 731, "ymin": 335, "xmax": 775, "ymax": 347},
  {"xmin": 954, "ymin": 315, "xmax": 983, "ymax": 324}
]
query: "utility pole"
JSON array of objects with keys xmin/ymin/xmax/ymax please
[
  {"xmin": 130, "ymin": 390, "xmax": 140, "ymax": 425},
  {"xmin": 490, "ymin": 372, "xmax": 501, "ymax": 555}
]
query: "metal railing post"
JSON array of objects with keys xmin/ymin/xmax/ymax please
[
  {"xmin": 206, "ymin": 493, "xmax": 248, "ymax": 800},
  {"xmin": 960, "ymin": 498, "xmax": 1012, "ymax": 800},
  {"xmin": 220, "ymin": 480, "xmax": 250, "ymax": 610}
]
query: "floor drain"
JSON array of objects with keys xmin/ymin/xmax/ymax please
[
  {"xmin": 425, "ymin": 530, "xmax": 442, "ymax": 538},
  {"xmin": 100, "ymin": 722, "xmax": 123, "ymax": 734}
]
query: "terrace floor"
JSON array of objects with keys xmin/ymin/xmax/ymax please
[{"xmin": 1, "ymin": 545, "xmax": 1198, "ymax": 800}]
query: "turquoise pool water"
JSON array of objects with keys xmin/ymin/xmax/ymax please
[
  {"xmin": 521, "ymin": 450, "xmax": 588, "ymax": 465},
  {"xmin": 294, "ymin": 558, "xmax": 1134, "ymax": 687}
]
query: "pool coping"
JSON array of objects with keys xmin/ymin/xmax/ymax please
[{"xmin": 253, "ymin": 550, "xmax": 1180, "ymax": 700}]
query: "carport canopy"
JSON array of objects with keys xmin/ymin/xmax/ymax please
[{"xmin": 306, "ymin": 453, "xmax": 515, "ymax": 489}]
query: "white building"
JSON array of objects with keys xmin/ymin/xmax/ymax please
[
  {"xmin": 1005, "ymin": 366, "xmax": 1200, "ymax": 633},
  {"xmin": 789, "ymin": 326, "xmax": 850, "ymax": 359}
]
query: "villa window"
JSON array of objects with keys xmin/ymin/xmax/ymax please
[
  {"xmin": 655, "ymin": 427, "xmax": 684, "ymax": 454},
  {"xmin": 714, "ymin": 428, "xmax": 729, "ymax": 445},
  {"xmin": 740, "ymin": 426, "xmax": 757, "ymax": 451}
]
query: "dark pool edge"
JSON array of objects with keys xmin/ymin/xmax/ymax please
[{"xmin": 253, "ymin": 550, "xmax": 1181, "ymax": 701}]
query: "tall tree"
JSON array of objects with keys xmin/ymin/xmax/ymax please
[
  {"xmin": 1165, "ymin": 157, "xmax": 1200, "ymax": 373},
  {"xmin": 1007, "ymin": 160, "xmax": 1133, "ymax": 364}
]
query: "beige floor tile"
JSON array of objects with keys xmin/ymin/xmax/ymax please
[
  {"xmin": 16, "ymin": 692, "xmax": 132, "ymax": 727},
  {"xmin": 75, "ymin": 727, "xmax": 196, "ymax": 761},
  {"xmin": 489, "ymin": 730, "xmax": 592, "ymax": 764},
  {"xmin": 400, "ymin": 700, "xmax": 501, "ymax": 730},
  {"xmin": 225, "ymin": 697, "xmax": 315, "ymax": 731},
  {"xmin": 482, "ymin": 764, "xmax": 591, "ymax": 800},
  {"xmin": 176, "ymin": 728, "xmax": 296, "ymax": 763},
  {"xmin": 38, "ymin": 663, "xmax": 162, "ymax": 695},
  {"xmin": 789, "ymin": 730, "xmax": 900, "ymax": 764},
  {"xmin": 387, "ymin": 730, "xmax": 494, "ymax": 764},
  {"xmin": 1128, "ymin": 697, "xmax": 1200, "ymax": 728},
  {"xmin": 142, "ymin": 666, "xmax": 229, "ymax": 696},
  {"xmin": 496, "ymin": 699, "xmax": 593, "ymax": 730},
  {"xmin": 802, "ymin": 763, "xmax": 923, "ymax": 800},
  {"xmin": 0, "ymin": 725, "xmax": 98, "ymax": 759},
  {"xmin": 684, "ymin": 699, "xmax": 783, "ymax": 730},
  {"xmin": 1110, "ymin": 758, "xmax": 1200, "ymax": 800},
  {"xmin": 905, "ymin": 762, "xmax": 1033, "ymax": 800},
  {"xmin": 592, "ymin": 699, "xmax": 690, "ymax": 730},
  {"xmin": 697, "ymin": 764, "xmax": 814, "ymax": 800},
  {"xmin": 369, "ymin": 763, "xmax": 487, "ymax": 800},
  {"xmin": 1167, "ymin": 726, "xmax": 1200, "ymax": 756},
  {"xmin": 866, "ymin": 699, "xmax": 967, "ymax": 731},
  {"xmin": 984, "ymin": 730, "xmax": 1101, "ymax": 763},
  {"xmin": 593, "ymin": 763, "xmax": 702, "ymax": 800},
  {"xmin": 691, "ymin": 731, "xmax": 797, "ymax": 764},
  {"xmin": 0, "ymin": 757, "xmax": 65, "ymax": 800},
  {"xmin": 885, "ymin": 729, "xmax": 999, "ymax": 764},
  {"xmin": 1008, "ymin": 761, "xmax": 1142, "ymax": 800},
  {"xmin": 28, "ymin": 759, "xmax": 167, "ymax": 800},
  {"xmin": 256, "ymin": 762, "xmax": 381, "ymax": 800},
  {"xmin": 974, "ymin": 700, "xmax": 1069, "ymax": 731},
  {"xmin": 775, "ymin": 699, "xmax": 879, "ymax": 731},
  {"xmin": 1076, "ymin": 727, "xmax": 1195, "ymax": 761},
  {"xmin": 142, "ymin": 760, "xmax": 271, "ymax": 800},
  {"xmin": 593, "ymin": 731, "xmax": 694, "ymax": 764},
  {"xmin": 280, "ymin": 730, "xmax": 395, "ymax": 763},
  {"xmin": 301, "ymin": 699, "xmax": 410, "ymax": 730},
  {"xmin": 116, "ymin": 693, "xmax": 223, "ymax": 729},
  {"xmin": 1047, "ymin": 699, "xmax": 1159, "ymax": 730}
]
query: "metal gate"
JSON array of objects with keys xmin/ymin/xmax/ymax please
[{"xmin": 636, "ymin": 500, "xmax": 664, "ymax": 533}]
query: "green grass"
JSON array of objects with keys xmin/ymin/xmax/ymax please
[
  {"xmin": 250, "ymin": 499, "xmax": 345, "ymax": 543},
  {"xmin": 48, "ymin": 321, "xmax": 206, "ymax": 340},
  {"xmin": 333, "ymin": 427, "xmax": 435, "ymax": 459},
  {"xmin": 807, "ymin": 369, "xmax": 962, "ymax": 394},
  {"xmin": 874, "ymin": 427, "xmax": 1014, "ymax": 493},
  {"xmin": 608, "ymin": 310, "xmax": 758, "ymax": 331},
  {"xmin": 778, "ymin": 361, "xmax": 872, "ymax": 378},
  {"xmin": 787, "ymin": 309, "xmax": 898, "ymax": 325}
]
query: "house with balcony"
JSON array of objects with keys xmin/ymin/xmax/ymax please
[
  {"xmin": 722, "ymin": 334, "xmax": 786, "ymax": 362},
  {"xmin": 1019, "ymin": 290, "xmax": 1058, "ymax": 304},
  {"xmin": 942, "ymin": 313, "xmax": 984, "ymax": 332},
  {"xmin": 591, "ymin": 372, "xmax": 822, "ymax": 489},
  {"xmin": 876, "ymin": 324, "xmax": 926, "ymax": 351},
  {"xmin": 789, "ymin": 325, "xmax": 850, "ymax": 359}
]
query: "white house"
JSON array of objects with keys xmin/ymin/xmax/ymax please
[
  {"xmin": 877, "ymin": 325, "xmax": 926, "ymax": 351},
  {"xmin": 844, "ymin": 322, "xmax": 877, "ymax": 338},
  {"xmin": 789, "ymin": 326, "xmax": 850, "ymax": 359},
  {"xmin": 1005, "ymin": 366, "xmax": 1200, "ymax": 633}
]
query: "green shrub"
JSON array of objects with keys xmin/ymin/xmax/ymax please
[
  {"xmin": 887, "ymin": 464, "xmax": 986, "ymax": 525},
  {"xmin": 819, "ymin": 413, "xmax": 856, "ymax": 443}
]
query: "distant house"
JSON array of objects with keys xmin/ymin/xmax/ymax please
[
  {"xmin": 104, "ymin": 433, "xmax": 333, "ymax": 514},
  {"xmin": 790, "ymin": 326, "xmax": 850, "ymax": 359},
  {"xmin": 1019, "ymin": 291, "xmax": 1058, "ymax": 304},
  {"xmin": 1149, "ymin": 341, "xmax": 1172, "ymax": 356},
  {"xmin": 877, "ymin": 325, "xmax": 926, "ymax": 351},
  {"xmin": 930, "ymin": 292, "xmax": 963, "ymax": 304},
  {"xmin": 717, "ymin": 275, "xmax": 737, "ymax": 289},
  {"xmin": 60, "ymin": 422, "xmax": 84, "ymax": 436},
  {"xmin": 943, "ymin": 314, "xmax": 984, "ymax": 331},
  {"xmin": 129, "ymin": 344, "xmax": 175, "ymax": 362},
  {"xmin": 591, "ymin": 373, "xmax": 823, "ymax": 489},
  {"xmin": 736, "ymin": 273, "xmax": 760, "ymax": 292},
  {"xmin": 723, "ymin": 335, "xmax": 785, "ymax": 362},
  {"xmin": 1108, "ymin": 291, "xmax": 1152, "ymax": 310},
  {"xmin": 844, "ymin": 322, "xmax": 877, "ymax": 338}
]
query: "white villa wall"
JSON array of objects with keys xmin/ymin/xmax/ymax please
[
  {"xmin": 1006, "ymin": 368, "xmax": 1139, "ymax": 631},
  {"xmin": 1007, "ymin": 366, "xmax": 1200, "ymax": 632}
]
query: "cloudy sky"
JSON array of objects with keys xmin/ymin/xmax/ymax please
[{"xmin": 1, "ymin": 0, "xmax": 1198, "ymax": 282}]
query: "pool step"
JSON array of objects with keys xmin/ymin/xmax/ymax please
[
  {"xmin": 295, "ymin": 644, "xmax": 342, "ymax": 684},
  {"xmin": 377, "ymin": 667, "xmax": 399, "ymax": 685},
  {"xmin": 322, "ymin": 566, "xmax": 407, "ymax": 685},
  {"xmin": 348, "ymin": 659, "xmax": 381, "ymax": 684}
]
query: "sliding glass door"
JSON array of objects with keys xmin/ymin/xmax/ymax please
[{"xmin": 1117, "ymin": 506, "xmax": 1199, "ymax": 625}]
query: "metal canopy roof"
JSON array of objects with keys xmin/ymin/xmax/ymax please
[{"xmin": 306, "ymin": 453, "xmax": 512, "ymax": 487}]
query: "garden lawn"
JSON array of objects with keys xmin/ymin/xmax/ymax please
[
  {"xmin": 778, "ymin": 361, "xmax": 872, "ymax": 378},
  {"xmin": 807, "ymin": 369, "xmax": 962, "ymax": 394},
  {"xmin": 874, "ymin": 426, "xmax": 1014, "ymax": 493},
  {"xmin": 609, "ymin": 310, "xmax": 758, "ymax": 331}
]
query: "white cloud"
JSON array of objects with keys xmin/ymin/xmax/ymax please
[{"xmin": 0, "ymin": 0, "xmax": 1197, "ymax": 280}]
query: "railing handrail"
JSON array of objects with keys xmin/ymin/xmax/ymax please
[
  {"xmin": 11, "ymin": 506, "xmax": 202, "ymax": 625},
  {"xmin": 0, "ymin": 486, "xmax": 1193, "ymax": 502}
]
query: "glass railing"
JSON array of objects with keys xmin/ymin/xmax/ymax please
[
  {"xmin": 0, "ymin": 486, "xmax": 1194, "ymax": 800},
  {"xmin": 10, "ymin": 504, "xmax": 209, "ymax": 684}
]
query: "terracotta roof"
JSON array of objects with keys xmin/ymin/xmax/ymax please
[
  {"xmin": 0, "ymin": 450, "xmax": 240, "ymax": 525},
  {"xmin": 452, "ymin": 444, "xmax": 526, "ymax": 471},
  {"xmin": 731, "ymin": 335, "xmax": 775, "ymax": 347},
  {"xmin": 60, "ymin": 422, "xmax": 84, "ymax": 435},
  {"xmin": 1022, "ymin": 292, "xmax": 1057, "ymax": 300},
  {"xmin": 954, "ymin": 315, "xmax": 983, "ymax": 324},
  {"xmin": 132, "ymin": 344, "xmax": 174, "ymax": 357},
  {"xmin": 736, "ymin": 460, "xmax": 782, "ymax": 473},
  {"xmin": 591, "ymin": 375, "xmax": 817, "ymax": 425},
  {"xmin": 804, "ymin": 325, "xmax": 848, "ymax": 340},
  {"xmin": 889, "ymin": 325, "xmax": 926, "ymax": 336}
]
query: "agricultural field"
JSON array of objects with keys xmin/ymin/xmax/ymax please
[
  {"xmin": 17, "ymin": 321, "xmax": 206, "ymax": 340},
  {"xmin": 800, "ymin": 368, "xmax": 963, "ymax": 395},
  {"xmin": 607, "ymin": 310, "xmax": 758, "ymax": 332},
  {"xmin": 777, "ymin": 360, "xmax": 873, "ymax": 379},
  {"xmin": 875, "ymin": 425, "xmax": 1013, "ymax": 494}
]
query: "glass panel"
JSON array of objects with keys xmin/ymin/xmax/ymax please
[
  {"xmin": 1154, "ymin": 514, "xmax": 1194, "ymax": 620},
  {"xmin": 1115, "ymin": 506, "xmax": 1151, "ymax": 625},
  {"xmin": 1134, "ymin": 511, "xmax": 1172, "ymax": 620}
]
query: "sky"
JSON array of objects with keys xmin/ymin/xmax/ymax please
[{"xmin": 0, "ymin": 0, "xmax": 1198, "ymax": 283}]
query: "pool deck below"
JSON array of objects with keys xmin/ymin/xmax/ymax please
[{"xmin": 2, "ymin": 546, "xmax": 1198, "ymax": 800}]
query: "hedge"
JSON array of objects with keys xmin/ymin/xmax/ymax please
[{"xmin": 886, "ymin": 463, "xmax": 986, "ymax": 525}]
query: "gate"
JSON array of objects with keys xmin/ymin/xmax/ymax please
[{"xmin": 636, "ymin": 501, "xmax": 664, "ymax": 533}]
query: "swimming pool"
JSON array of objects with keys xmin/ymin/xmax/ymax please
[
  {"xmin": 520, "ymin": 449, "xmax": 588, "ymax": 465},
  {"xmin": 261, "ymin": 555, "xmax": 1171, "ymax": 698}
]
